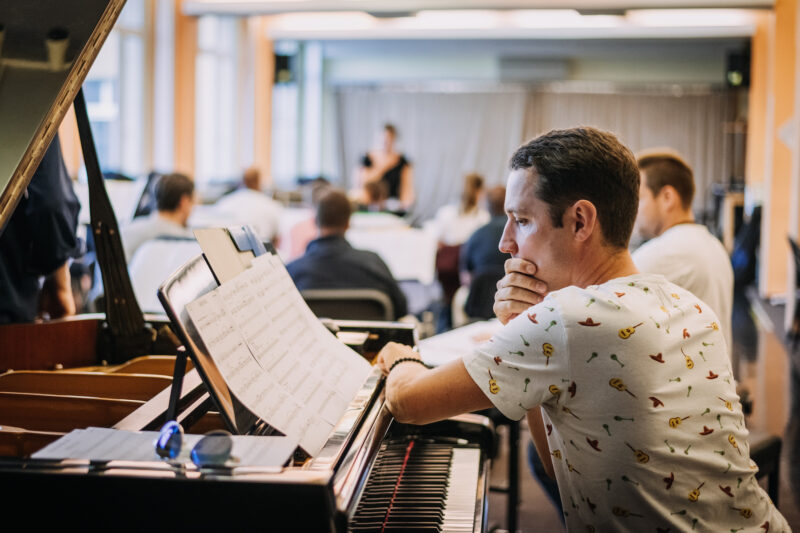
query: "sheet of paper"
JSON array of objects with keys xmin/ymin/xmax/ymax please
[
  {"xmin": 419, "ymin": 319, "xmax": 503, "ymax": 367},
  {"xmin": 193, "ymin": 228, "xmax": 254, "ymax": 284},
  {"xmin": 186, "ymin": 253, "xmax": 372, "ymax": 456},
  {"xmin": 33, "ymin": 427, "xmax": 297, "ymax": 468}
]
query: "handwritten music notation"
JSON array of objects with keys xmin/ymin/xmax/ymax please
[{"xmin": 186, "ymin": 254, "xmax": 371, "ymax": 456}]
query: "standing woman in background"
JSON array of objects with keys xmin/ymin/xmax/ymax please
[{"xmin": 358, "ymin": 124, "xmax": 415, "ymax": 212}]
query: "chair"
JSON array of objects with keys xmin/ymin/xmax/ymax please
[
  {"xmin": 301, "ymin": 289, "xmax": 394, "ymax": 321},
  {"xmin": 787, "ymin": 236, "xmax": 800, "ymax": 346},
  {"xmin": 128, "ymin": 237, "xmax": 202, "ymax": 314},
  {"xmin": 750, "ymin": 433, "xmax": 782, "ymax": 506},
  {"xmin": 464, "ymin": 266, "xmax": 506, "ymax": 320}
]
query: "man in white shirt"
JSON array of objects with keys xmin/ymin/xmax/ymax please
[
  {"xmin": 632, "ymin": 151, "xmax": 734, "ymax": 351},
  {"xmin": 121, "ymin": 173, "xmax": 195, "ymax": 262},
  {"xmin": 374, "ymin": 127, "xmax": 787, "ymax": 531},
  {"xmin": 213, "ymin": 166, "xmax": 282, "ymax": 245}
]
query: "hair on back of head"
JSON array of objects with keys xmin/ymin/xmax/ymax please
[
  {"xmin": 637, "ymin": 151, "xmax": 695, "ymax": 210},
  {"xmin": 155, "ymin": 173, "xmax": 194, "ymax": 212},
  {"xmin": 316, "ymin": 189, "xmax": 352, "ymax": 230},
  {"xmin": 509, "ymin": 127, "xmax": 639, "ymax": 249},
  {"xmin": 486, "ymin": 186, "xmax": 506, "ymax": 217},
  {"xmin": 461, "ymin": 173, "xmax": 484, "ymax": 214}
]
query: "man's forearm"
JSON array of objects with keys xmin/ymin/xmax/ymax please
[{"xmin": 383, "ymin": 358, "xmax": 493, "ymax": 426}]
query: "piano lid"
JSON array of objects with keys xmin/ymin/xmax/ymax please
[{"xmin": 0, "ymin": 0, "xmax": 125, "ymax": 233}]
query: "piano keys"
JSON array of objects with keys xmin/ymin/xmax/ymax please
[{"xmin": 351, "ymin": 441, "xmax": 482, "ymax": 532}]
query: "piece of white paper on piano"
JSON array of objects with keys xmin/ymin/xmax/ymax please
[
  {"xmin": 419, "ymin": 319, "xmax": 502, "ymax": 367},
  {"xmin": 33, "ymin": 427, "xmax": 297, "ymax": 468},
  {"xmin": 186, "ymin": 253, "xmax": 372, "ymax": 456}
]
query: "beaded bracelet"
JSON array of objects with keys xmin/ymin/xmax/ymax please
[{"xmin": 389, "ymin": 357, "xmax": 429, "ymax": 373}]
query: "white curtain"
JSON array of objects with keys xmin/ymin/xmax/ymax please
[
  {"xmin": 524, "ymin": 89, "xmax": 736, "ymax": 212},
  {"xmin": 334, "ymin": 87, "xmax": 528, "ymax": 222},
  {"xmin": 333, "ymin": 85, "xmax": 736, "ymax": 221}
]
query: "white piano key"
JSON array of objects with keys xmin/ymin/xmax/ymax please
[{"xmin": 441, "ymin": 447, "xmax": 480, "ymax": 533}]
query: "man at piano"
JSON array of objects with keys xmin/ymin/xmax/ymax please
[{"xmin": 376, "ymin": 127, "xmax": 788, "ymax": 531}]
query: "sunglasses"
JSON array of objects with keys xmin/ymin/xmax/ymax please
[{"xmin": 154, "ymin": 421, "xmax": 238, "ymax": 468}]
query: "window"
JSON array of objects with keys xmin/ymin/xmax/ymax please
[
  {"xmin": 84, "ymin": 0, "xmax": 148, "ymax": 178},
  {"xmin": 195, "ymin": 15, "xmax": 242, "ymax": 185}
]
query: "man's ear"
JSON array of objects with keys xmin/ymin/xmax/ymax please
[
  {"xmin": 568, "ymin": 200, "xmax": 598, "ymax": 242},
  {"xmin": 658, "ymin": 185, "xmax": 681, "ymax": 211}
]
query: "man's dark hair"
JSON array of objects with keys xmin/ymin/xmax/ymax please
[
  {"xmin": 637, "ymin": 152, "xmax": 695, "ymax": 210},
  {"xmin": 155, "ymin": 173, "xmax": 194, "ymax": 212},
  {"xmin": 316, "ymin": 189, "xmax": 352, "ymax": 231},
  {"xmin": 509, "ymin": 127, "xmax": 639, "ymax": 248},
  {"xmin": 486, "ymin": 186, "xmax": 506, "ymax": 217},
  {"xmin": 383, "ymin": 123, "xmax": 397, "ymax": 137}
]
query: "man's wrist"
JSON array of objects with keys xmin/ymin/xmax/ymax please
[{"xmin": 389, "ymin": 357, "xmax": 428, "ymax": 373}]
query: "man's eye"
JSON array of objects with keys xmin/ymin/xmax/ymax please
[{"xmin": 514, "ymin": 218, "xmax": 528, "ymax": 226}]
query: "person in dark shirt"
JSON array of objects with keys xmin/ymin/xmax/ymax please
[
  {"xmin": 0, "ymin": 135, "xmax": 81, "ymax": 323},
  {"xmin": 358, "ymin": 124, "xmax": 414, "ymax": 212},
  {"xmin": 287, "ymin": 189, "xmax": 408, "ymax": 319},
  {"xmin": 458, "ymin": 186, "xmax": 508, "ymax": 319}
]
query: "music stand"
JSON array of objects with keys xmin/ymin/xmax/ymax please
[{"xmin": 157, "ymin": 227, "xmax": 275, "ymax": 436}]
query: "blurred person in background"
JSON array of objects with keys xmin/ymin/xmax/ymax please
[
  {"xmin": 121, "ymin": 173, "xmax": 194, "ymax": 263},
  {"xmin": 287, "ymin": 189, "xmax": 407, "ymax": 320},
  {"xmin": 0, "ymin": 135, "xmax": 81, "ymax": 323},
  {"xmin": 357, "ymin": 123, "xmax": 414, "ymax": 212}
]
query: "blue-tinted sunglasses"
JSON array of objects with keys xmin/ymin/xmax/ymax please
[{"xmin": 154, "ymin": 421, "xmax": 237, "ymax": 468}]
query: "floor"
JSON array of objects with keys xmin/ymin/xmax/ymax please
[{"xmin": 483, "ymin": 285, "xmax": 800, "ymax": 532}]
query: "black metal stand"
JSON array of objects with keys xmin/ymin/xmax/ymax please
[
  {"xmin": 166, "ymin": 346, "xmax": 188, "ymax": 422},
  {"xmin": 488, "ymin": 415, "xmax": 520, "ymax": 532},
  {"xmin": 74, "ymin": 88, "xmax": 153, "ymax": 363}
]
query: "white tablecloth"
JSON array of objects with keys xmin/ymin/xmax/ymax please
[
  {"xmin": 346, "ymin": 227, "xmax": 437, "ymax": 285},
  {"xmin": 418, "ymin": 319, "xmax": 502, "ymax": 367}
]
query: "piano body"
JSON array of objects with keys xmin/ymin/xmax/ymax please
[
  {"xmin": 1, "ymin": 249, "xmax": 494, "ymax": 531},
  {"xmin": 0, "ymin": 2, "xmax": 494, "ymax": 530}
]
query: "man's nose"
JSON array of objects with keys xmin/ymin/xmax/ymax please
[{"xmin": 499, "ymin": 222, "xmax": 517, "ymax": 255}]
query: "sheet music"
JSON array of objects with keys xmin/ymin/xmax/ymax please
[{"xmin": 186, "ymin": 253, "xmax": 372, "ymax": 456}]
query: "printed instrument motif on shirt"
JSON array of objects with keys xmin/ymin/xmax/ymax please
[{"xmin": 463, "ymin": 278, "xmax": 786, "ymax": 532}]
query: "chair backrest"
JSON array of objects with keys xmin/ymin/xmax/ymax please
[
  {"xmin": 128, "ymin": 237, "xmax": 202, "ymax": 313},
  {"xmin": 301, "ymin": 289, "xmax": 394, "ymax": 321},
  {"xmin": 465, "ymin": 266, "xmax": 506, "ymax": 320},
  {"xmin": 787, "ymin": 235, "xmax": 800, "ymax": 288}
]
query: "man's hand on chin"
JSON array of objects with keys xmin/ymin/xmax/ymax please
[{"xmin": 493, "ymin": 258, "xmax": 548, "ymax": 325}]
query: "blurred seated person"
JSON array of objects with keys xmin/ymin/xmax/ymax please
[
  {"xmin": 285, "ymin": 178, "xmax": 331, "ymax": 261},
  {"xmin": 431, "ymin": 173, "xmax": 490, "ymax": 247},
  {"xmin": 357, "ymin": 123, "xmax": 414, "ymax": 212},
  {"xmin": 121, "ymin": 173, "xmax": 194, "ymax": 263},
  {"xmin": 287, "ymin": 189, "xmax": 408, "ymax": 319},
  {"xmin": 213, "ymin": 166, "xmax": 282, "ymax": 245},
  {"xmin": 459, "ymin": 186, "xmax": 509, "ymax": 319},
  {"xmin": 431, "ymin": 173, "xmax": 489, "ymax": 330},
  {"xmin": 356, "ymin": 180, "xmax": 389, "ymax": 212},
  {"xmin": 0, "ymin": 134, "xmax": 81, "ymax": 324}
]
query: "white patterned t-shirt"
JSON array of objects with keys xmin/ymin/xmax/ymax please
[{"xmin": 463, "ymin": 273, "xmax": 788, "ymax": 532}]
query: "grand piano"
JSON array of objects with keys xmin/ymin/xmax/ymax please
[{"xmin": 0, "ymin": 2, "xmax": 494, "ymax": 530}]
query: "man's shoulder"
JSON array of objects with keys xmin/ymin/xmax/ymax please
[{"xmin": 547, "ymin": 275, "xmax": 676, "ymax": 315}]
